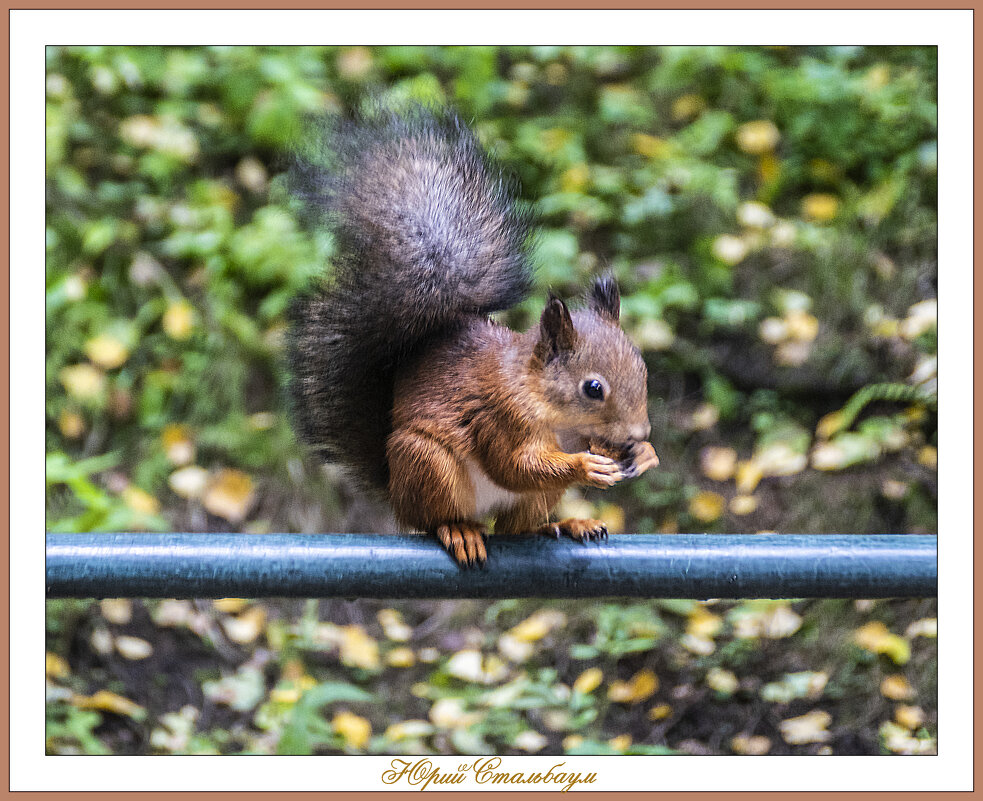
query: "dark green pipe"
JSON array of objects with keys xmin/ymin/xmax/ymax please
[{"xmin": 45, "ymin": 533, "xmax": 936, "ymax": 599}]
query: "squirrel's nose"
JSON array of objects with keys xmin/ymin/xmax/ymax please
[{"xmin": 629, "ymin": 423, "xmax": 651, "ymax": 442}]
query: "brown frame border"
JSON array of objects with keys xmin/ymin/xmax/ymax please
[{"xmin": 20, "ymin": 5, "xmax": 973, "ymax": 798}]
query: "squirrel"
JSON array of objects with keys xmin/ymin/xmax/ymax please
[{"xmin": 289, "ymin": 106, "xmax": 658, "ymax": 567}]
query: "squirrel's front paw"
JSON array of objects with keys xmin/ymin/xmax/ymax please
[
  {"xmin": 621, "ymin": 441, "xmax": 660, "ymax": 479},
  {"xmin": 436, "ymin": 522, "xmax": 487, "ymax": 567},
  {"xmin": 538, "ymin": 518, "xmax": 608, "ymax": 543},
  {"xmin": 578, "ymin": 452, "xmax": 624, "ymax": 488}
]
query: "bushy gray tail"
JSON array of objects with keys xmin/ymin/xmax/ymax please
[{"xmin": 288, "ymin": 107, "xmax": 533, "ymax": 493}]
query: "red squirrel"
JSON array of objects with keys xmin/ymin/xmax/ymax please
[{"xmin": 290, "ymin": 107, "xmax": 658, "ymax": 566}]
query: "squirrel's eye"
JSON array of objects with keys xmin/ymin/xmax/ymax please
[{"xmin": 582, "ymin": 379, "xmax": 605, "ymax": 401}]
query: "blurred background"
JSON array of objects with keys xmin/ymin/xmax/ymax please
[{"xmin": 46, "ymin": 45, "xmax": 937, "ymax": 756}]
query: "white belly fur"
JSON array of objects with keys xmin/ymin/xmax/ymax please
[{"xmin": 466, "ymin": 459, "xmax": 521, "ymax": 517}]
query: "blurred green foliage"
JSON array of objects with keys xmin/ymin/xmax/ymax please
[{"xmin": 45, "ymin": 45, "xmax": 937, "ymax": 757}]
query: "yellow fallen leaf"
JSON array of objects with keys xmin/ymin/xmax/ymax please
[
  {"xmin": 880, "ymin": 674, "xmax": 915, "ymax": 701},
  {"xmin": 736, "ymin": 120, "xmax": 780, "ymax": 154},
  {"xmin": 497, "ymin": 633, "xmax": 534, "ymax": 663},
  {"xmin": 864, "ymin": 64, "xmax": 891, "ymax": 91},
  {"xmin": 214, "ymin": 597, "xmax": 249, "ymax": 614},
  {"xmin": 700, "ymin": 446, "xmax": 737, "ymax": 482},
  {"xmin": 562, "ymin": 734, "xmax": 584, "ymax": 751},
  {"xmin": 597, "ymin": 503, "xmax": 625, "ymax": 535},
  {"xmin": 907, "ymin": 299, "xmax": 937, "ymax": 323},
  {"xmin": 895, "ymin": 705, "xmax": 925, "ymax": 730},
  {"xmin": 333, "ymin": 711, "xmax": 371, "ymax": 750},
  {"xmin": 607, "ymin": 669, "xmax": 658, "ymax": 704},
  {"xmin": 559, "ymin": 163, "xmax": 590, "ymax": 193},
  {"xmin": 801, "ymin": 193, "xmax": 839, "ymax": 222},
  {"xmin": 100, "ymin": 598, "xmax": 132, "ymax": 625},
  {"xmin": 46, "ymin": 652, "xmax": 70, "ymax": 680},
  {"xmin": 731, "ymin": 734, "xmax": 771, "ymax": 755},
  {"xmin": 779, "ymin": 710, "xmax": 832, "ymax": 745},
  {"xmin": 631, "ymin": 132, "xmax": 669, "ymax": 159},
  {"xmin": 758, "ymin": 152, "xmax": 781, "ymax": 184},
  {"xmin": 689, "ymin": 491, "xmax": 725, "ymax": 522},
  {"xmin": 815, "ymin": 411, "xmax": 846, "ymax": 440},
  {"xmin": 168, "ymin": 465, "xmax": 209, "ymax": 500},
  {"xmin": 162, "ymin": 424, "xmax": 195, "ymax": 466},
  {"xmin": 235, "ymin": 156, "xmax": 269, "ymax": 193},
  {"xmin": 163, "ymin": 300, "xmax": 195, "ymax": 340},
  {"xmin": 84, "ymin": 333, "xmax": 129, "ymax": 370},
  {"xmin": 870, "ymin": 317, "xmax": 900, "ymax": 338},
  {"xmin": 917, "ymin": 446, "xmax": 937, "ymax": 470},
  {"xmin": 115, "ymin": 635, "xmax": 153, "ymax": 660},
  {"xmin": 385, "ymin": 647, "xmax": 416, "ymax": 668},
  {"xmin": 608, "ymin": 734, "xmax": 632, "ymax": 751},
  {"xmin": 785, "ymin": 309, "xmax": 819, "ymax": 343},
  {"xmin": 546, "ymin": 710, "xmax": 574, "ymax": 734},
  {"xmin": 880, "ymin": 721, "xmax": 936, "ymax": 755},
  {"xmin": 687, "ymin": 606, "xmax": 723, "ymax": 638},
  {"xmin": 58, "ymin": 409, "xmax": 86, "ymax": 439},
  {"xmin": 62, "ymin": 273, "xmax": 88, "ymax": 299},
  {"xmin": 203, "ymin": 469, "xmax": 256, "ymax": 524},
  {"xmin": 450, "ymin": 650, "xmax": 509, "ymax": 685},
  {"xmin": 759, "ymin": 316, "xmax": 789, "ymax": 345},
  {"xmin": 152, "ymin": 599, "xmax": 193, "ymax": 627},
  {"xmin": 385, "ymin": 720, "xmax": 434, "ymax": 740},
  {"xmin": 377, "ymin": 609, "xmax": 412, "ymax": 641},
  {"xmin": 760, "ymin": 605, "xmax": 802, "ymax": 639},
  {"xmin": 90, "ymin": 627, "xmax": 114, "ymax": 654},
  {"xmin": 689, "ymin": 402, "xmax": 720, "ymax": 431},
  {"xmin": 711, "ymin": 234, "xmax": 749, "ymax": 266},
  {"xmin": 755, "ymin": 442, "xmax": 807, "ymax": 477},
  {"xmin": 222, "ymin": 606, "xmax": 266, "ymax": 644},
  {"xmin": 735, "ymin": 460, "xmax": 763, "ymax": 494},
  {"xmin": 515, "ymin": 730, "xmax": 549, "ymax": 753},
  {"xmin": 60, "ymin": 364, "xmax": 106, "ymax": 402},
  {"xmin": 247, "ymin": 411, "xmax": 276, "ymax": 431},
  {"xmin": 854, "ymin": 621, "xmax": 910, "ymax": 664},
  {"xmin": 882, "ymin": 479, "xmax": 909, "ymax": 500},
  {"xmin": 429, "ymin": 697, "xmax": 482, "ymax": 728},
  {"xmin": 905, "ymin": 618, "xmax": 937, "ymax": 639},
  {"xmin": 634, "ymin": 318, "xmax": 675, "ymax": 351},
  {"xmin": 122, "ymin": 486, "xmax": 160, "ymax": 516},
  {"xmin": 899, "ymin": 300, "xmax": 937, "ymax": 340},
  {"xmin": 737, "ymin": 201, "xmax": 775, "ymax": 229},
  {"xmin": 336, "ymin": 46, "xmax": 374, "ymax": 81},
  {"xmin": 647, "ymin": 704, "xmax": 672, "ymax": 721},
  {"xmin": 681, "ymin": 633, "xmax": 715, "ymax": 655},
  {"xmin": 72, "ymin": 690, "xmax": 145, "ymax": 720},
  {"xmin": 775, "ymin": 341, "xmax": 811, "ymax": 367},
  {"xmin": 706, "ymin": 668, "xmax": 738, "ymax": 695},
  {"xmin": 671, "ymin": 93, "xmax": 706, "ymax": 122},
  {"xmin": 339, "ymin": 624, "xmax": 380, "ymax": 671},
  {"xmin": 573, "ymin": 667, "xmax": 603, "ymax": 695},
  {"xmin": 509, "ymin": 609, "xmax": 567, "ymax": 643},
  {"xmin": 729, "ymin": 494, "xmax": 758, "ymax": 516},
  {"xmin": 270, "ymin": 686, "xmax": 302, "ymax": 705}
]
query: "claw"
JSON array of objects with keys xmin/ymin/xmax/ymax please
[
  {"xmin": 434, "ymin": 522, "xmax": 487, "ymax": 568},
  {"xmin": 538, "ymin": 518, "xmax": 609, "ymax": 544}
]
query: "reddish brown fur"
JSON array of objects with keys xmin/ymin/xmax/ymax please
[{"xmin": 387, "ymin": 300, "xmax": 655, "ymax": 559}]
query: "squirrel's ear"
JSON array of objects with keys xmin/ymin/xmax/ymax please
[
  {"xmin": 588, "ymin": 275, "xmax": 620, "ymax": 322},
  {"xmin": 536, "ymin": 292, "xmax": 577, "ymax": 363}
]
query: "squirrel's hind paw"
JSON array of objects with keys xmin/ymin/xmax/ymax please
[
  {"xmin": 538, "ymin": 518, "xmax": 608, "ymax": 543},
  {"xmin": 436, "ymin": 522, "xmax": 488, "ymax": 567}
]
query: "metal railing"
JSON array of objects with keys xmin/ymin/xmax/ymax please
[{"xmin": 45, "ymin": 533, "xmax": 937, "ymax": 599}]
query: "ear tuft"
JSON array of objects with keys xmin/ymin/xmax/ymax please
[
  {"xmin": 536, "ymin": 292, "xmax": 577, "ymax": 363},
  {"xmin": 588, "ymin": 275, "xmax": 620, "ymax": 322}
]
